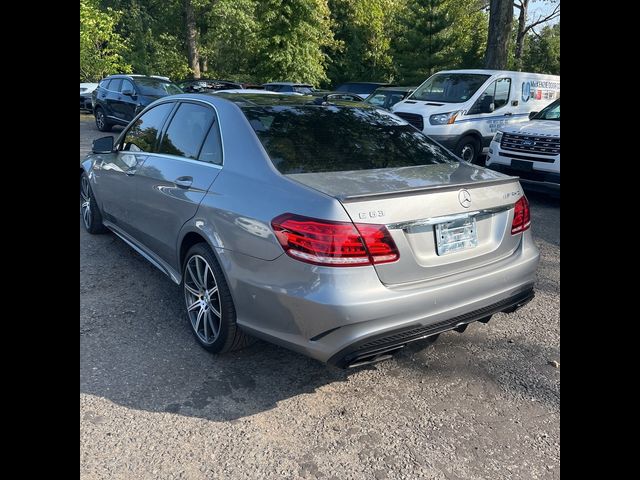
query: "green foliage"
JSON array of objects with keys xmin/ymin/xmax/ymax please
[
  {"xmin": 80, "ymin": 0, "xmax": 131, "ymax": 81},
  {"xmin": 254, "ymin": 0, "xmax": 337, "ymax": 86},
  {"xmin": 521, "ymin": 23, "xmax": 560, "ymax": 75},
  {"xmin": 81, "ymin": 0, "xmax": 556, "ymax": 86},
  {"xmin": 327, "ymin": 0, "xmax": 399, "ymax": 84},
  {"xmin": 393, "ymin": 0, "xmax": 488, "ymax": 85}
]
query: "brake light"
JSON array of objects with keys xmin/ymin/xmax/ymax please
[
  {"xmin": 271, "ymin": 213, "xmax": 399, "ymax": 267},
  {"xmin": 511, "ymin": 195, "xmax": 531, "ymax": 234}
]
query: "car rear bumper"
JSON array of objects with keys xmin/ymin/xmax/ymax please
[{"xmin": 224, "ymin": 230, "xmax": 540, "ymax": 366}]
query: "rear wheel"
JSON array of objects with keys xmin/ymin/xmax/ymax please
[
  {"xmin": 80, "ymin": 172, "xmax": 108, "ymax": 234},
  {"xmin": 95, "ymin": 108, "xmax": 112, "ymax": 132},
  {"xmin": 182, "ymin": 243, "xmax": 254, "ymax": 353},
  {"xmin": 455, "ymin": 135, "xmax": 481, "ymax": 164}
]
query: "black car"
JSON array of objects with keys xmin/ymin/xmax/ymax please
[
  {"xmin": 262, "ymin": 82, "xmax": 315, "ymax": 94},
  {"xmin": 363, "ymin": 86, "xmax": 416, "ymax": 110},
  {"xmin": 177, "ymin": 79, "xmax": 243, "ymax": 93},
  {"xmin": 333, "ymin": 82, "xmax": 395, "ymax": 100},
  {"xmin": 92, "ymin": 75, "xmax": 182, "ymax": 132}
]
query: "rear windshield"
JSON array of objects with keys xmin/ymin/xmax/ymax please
[
  {"xmin": 134, "ymin": 78, "xmax": 183, "ymax": 96},
  {"xmin": 410, "ymin": 73, "xmax": 490, "ymax": 103},
  {"xmin": 243, "ymin": 105, "xmax": 458, "ymax": 174}
]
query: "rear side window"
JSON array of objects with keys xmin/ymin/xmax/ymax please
[
  {"xmin": 199, "ymin": 121, "xmax": 223, "ymax": 165},
  {"xmin": 109, "ymin": 79, "xmax": 122, "ymax": 92},
  {"xmin": 121, "ymin": 102, "xmax": 174, "ymax": 152},
  {"xmin": 159, "ymin": 103, "xmax": 215, "ymax": 160},
  {"xmin": 243, "ymin": 106, "xmax": 457, "ymax": 174},
  {"xmin": 99, "ymin": 79, "xmax": 111, "ymax": 89}
]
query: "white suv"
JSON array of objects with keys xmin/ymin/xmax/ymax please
[{"xmin": 486, "ymin": 98, "xmax": 559, "ymax": 196}]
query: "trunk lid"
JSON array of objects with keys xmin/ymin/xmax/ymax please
[{"xmin": 288, "ymin": 162, "xmax": 524, "ymax": 285}]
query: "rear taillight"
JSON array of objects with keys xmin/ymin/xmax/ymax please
[
  {"xmin": 271, "ymin": 213, "xmax": 399, "ymax": 267},
  {"xmin": 511, "ymin": 195, "xmax": 531, "ymax": 234}
]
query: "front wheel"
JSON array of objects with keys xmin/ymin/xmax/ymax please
[
  {"xmin": 182, "ymin": 243, "xmax": 254, "ymax": 353},
  {"xmin": 455, "ymin": 135, "xmax": 481, "ymax": 164},
  {"xmin": 80, "ymin": 172, "xmax": 108, "ymax": 234}
]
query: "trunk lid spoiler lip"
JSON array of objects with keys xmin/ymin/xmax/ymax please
[{"xmin": 336, "ymin": 176, "xmax": 520, "ymax": 203}]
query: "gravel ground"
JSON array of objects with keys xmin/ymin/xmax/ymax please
[{"xmin": 80, "ymin": 113, "xmax": 559, "ymax": 480}]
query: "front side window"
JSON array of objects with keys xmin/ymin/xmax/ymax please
[
  {"xmin": 243, "ymin": 105, "xmax": 458, "ymax": 174},
  {"xmin": 120, "ymin": 79, "xmax": 135, "ymax": 93},
  {"xmin": 410, "ymin": 74, "xmax": 490, "ymax": 103},
  {"xmin": 533, "ymin": 98, "xmax": 560, "ymax": 120},
  {"xmin": 365, "ymin": 93, "xmax": 387, "ymax": 107},
  {"xmin": 158, "ymin": 103, "xmax": 215, "ymax": 160},
  {"xmin": 121, "ymin": 102, "xmax": 174, "ymax": 152},
  {"xmin": 469, "ymin": 78, "xmax": 511, "ymax": 114}
]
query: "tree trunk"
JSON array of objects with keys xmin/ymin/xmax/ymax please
[
  {"xmin": 485, "ymin": 0, "xmax": 514, "ymax": 69},
  {"xmin": 184, "ymin": 0, "xmax": 200, "ymax": 79},
  {"xmin": 514, "ymin": 0, "xmax": 529, "ymax": 71}
]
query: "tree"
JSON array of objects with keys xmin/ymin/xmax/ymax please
[
  {"xmin": 183, "ymin": 0, "xmax": 201, "ymax": 78},
  {"xmin": 254, "ymin": 0, "xmax": 336, "ymax": 86},
  {"xmin": 80, "ymin": 0, "xmax": 131, "ymax": 81},
  {"xmin": 393, "ymin": 0, "xmax": 455, "ymax": 84},
  {"xmin": 327, "ymin": 0, "xmax": 398, "ymax": 84},
  {"xmin": 514, "ymin": 0, "xmax": 559, "ymax": 70},
  {"xmin": 485, "ymin": 0, "xmax": 513, "ymax": 69},
  {"xmin": 521, "ymin": 22, "xmax": 559, "ymax": 74}
]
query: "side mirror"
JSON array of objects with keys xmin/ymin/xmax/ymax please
[
  {"xmin": 122, "ymin": 89, "xmax": 136, "ymax": 97},
  {"xmin": 529, "ymin": 111, "xmax": 539, "ymax": 120},
  {"xmin": 486, "ymin": 102, "xmax": 495, "ymax": 113},
  {"xmin": 92, "ymin": 136, "xmax": 114, "ymax": 154}
]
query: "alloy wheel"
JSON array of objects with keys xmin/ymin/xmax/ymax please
[
  {"xmin": 460, "ymin": 143, "xmax": 475, "ymax": 162},
  {"xmin": 96, "ymin": 111, "xmax": 104, "ymax": 130},
  {"xmin": 80, "ymin": 176, "xmax": 92, "ymax": 229},
  {"xmin": 184, "ymin": 254, "xmax": 222, "ymax": 345}
]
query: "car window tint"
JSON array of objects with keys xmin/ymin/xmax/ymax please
[
  {"xmin": 244, "ymin": 106, "xmax": 457, "ymax": 174},
  {"xmin": 494, "ymin": 78, "xmax": 511, "ymax": 109},
  {"xmin": 100, "ymin": 79, "xmax": 111, "ymax": 89},
  {"xmin": 120, "ymin": 79, "xmax": 135, "ymax": 93},
  {"xmin": 109, "ymin": 79, "xmax": 122, "ymax": 92},
  {"xmin": 198, "ymin": 120, "xmax": 223, "ymax": 165},
  {"xmin": 159, "ymin": 103, "xmax": 214, "ymax": 160},
  {"xmin": 121, "ymin": 102, "xmax": 174, "ymax": 152}
]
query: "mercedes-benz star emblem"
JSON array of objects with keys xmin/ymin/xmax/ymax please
[{"xmin": 458, "ymin": 189, "xmax": 471, "ymax": 208}]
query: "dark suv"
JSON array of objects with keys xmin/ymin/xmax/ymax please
[{"xmin": 92, "ymin": 75, "xmax": 182, "ymax": 131}]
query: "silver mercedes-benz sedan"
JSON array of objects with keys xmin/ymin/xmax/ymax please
[{"xmin": 80, "ymin": 93, "xmax": 539, "ymax": 368}]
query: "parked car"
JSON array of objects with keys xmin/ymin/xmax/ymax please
[
  {"xmin": 178, "ymin": 79, "xmax": 243, "ymax": 93},
  {"xmin": 91, "ymin": 74, "xmax": 183, "ymax": 132},
  {"xmin": 210, "ymin": 89, "xmax": 280, "ymax": 95},
  {"xmin": 80, "ymin": 83, "xmax": 99, "ymax": 111},
  {"xmin": 485, "ymin": 98, "xmax": 559, "ymax": 196},
  {"xmin": 262, "ymin": 82, "xmax": 315, "ymax": 94},
  {"xmin": 363, "ymin": 86, "xmax": 416, "ymax": 110},
  {"xmin": 80, "ymin": 93, "xmax": 539, "ymax": 368},
  {"xmin": 311, "ymin": 91, "xmax": 363, "ymax": 103},
  {"xmin": 392, "ymin": 69, "xmax": 560, "ymax": 163},
  {"xmin": 333, "ymin": 82, "xmax": 394, "ymax": 100}
]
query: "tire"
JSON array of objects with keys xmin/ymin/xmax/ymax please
[
  {"xmin": 80, "ymin": 172, "xmax": 108, "ymax": 234},
  {"xmin": 455, "ymin": 135, "xmax": 481, "ymax": 164},
  {"xmin": 94, "ymin": 108, "xmax": 112, "ymax": 132},
  {"xmin": 182, "ymin": 243, "xmax": 254, "ymax": 353}
]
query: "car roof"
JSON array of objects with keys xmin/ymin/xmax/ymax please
[
  {"xmin": 262, "ymin": 82, "xmax": 313, "ymax": 86},
  {"xmin": 104, "ymin": 74, "xmax": 172, "ymax": 82},
  {"xmin": 371, "ymin": 86, "xmax": 416, "ymax": 92},
  {"xmin": 337, "ymin": 81, "xmax": 391, "ymax": 85}
]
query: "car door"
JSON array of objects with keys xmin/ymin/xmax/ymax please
[
  {"xmin": 104, "ymin": 78, "xmax": 122, "ymax": 121},
  {"xmin": 94, "ymin": 102, "xmax": 175, "ymax": 234},
  {"xmin": 117, "ymin": 78, "xmax": 139, "ymax": 122},
  {"xmin": 467, "ymin": 77, "xmax": 512, "ymax": 144},
  {"xmin": 130, "ymin": 101, "xmax": 223, "ymax": 269}
]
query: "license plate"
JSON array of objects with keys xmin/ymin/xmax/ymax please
[
  {"xmin": 511, "ymin": 159, "xmax": 534, "ymax": 171},
  {"xmin": 435, "ymin": 217, "xmax": 478, "ymax": 256}
]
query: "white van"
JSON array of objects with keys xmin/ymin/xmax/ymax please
[{"xmin": 391, "ymin": 69, "xmax": 560, "ymax": 163}]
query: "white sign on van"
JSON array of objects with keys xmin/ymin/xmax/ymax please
[{"xmin": 521, "ymin": 80, "xmax": 560, "ymax": 103}]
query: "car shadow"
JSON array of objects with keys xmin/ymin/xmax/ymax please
[{"xmin": 81, "ymin": 220, "xmax": 558, "ymax": 422}]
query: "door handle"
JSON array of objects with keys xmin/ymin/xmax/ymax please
[
  {"xmin": 504, "ymin": 112, "xmax": 513, "ymax": 116},
  {"xmin": 175, "ymin": 176, "xmax": 193, "ymax": 189}
]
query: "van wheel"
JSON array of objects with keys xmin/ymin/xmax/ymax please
[
  {"xmin": 95, "ymin": 108, "xmax": 112, "ymax": 132},
  {"xmin": 455, "ymin": 136, "xmax": 480, "ymax": 163}
]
